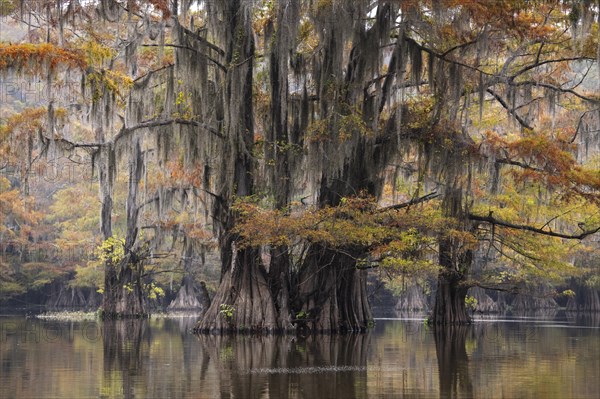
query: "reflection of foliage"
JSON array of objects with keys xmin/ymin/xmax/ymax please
[{"xmin": 219, "ymin": 345, "xmax": 234, "ymax": 362}]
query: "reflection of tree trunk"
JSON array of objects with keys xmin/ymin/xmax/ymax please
[
  {"xmin": 102, "ymin": 319, "xmax": 147, "ymax": 399},
  {"xmin": 290, "ymin": 334, "xmax": 371, "ymax": 398},
  {"xmin": 434, "ymin": 326, "xmax": 473, "ymax": 399},
  {"xmin": 194, "ymin": 332, "xmax": 371, "ymax": 398}
]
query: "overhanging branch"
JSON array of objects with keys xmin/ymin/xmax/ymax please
[{"xmin": 469, "ymin": 213, "xmax": 600, "ymax": 239}]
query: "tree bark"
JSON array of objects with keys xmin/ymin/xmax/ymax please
[
  {"xmin": 168, "ymin": 242, "xmax": 211, "ymax": 312},
  {"xmin": 195, "ymin": 245, "xmax": 278, "ymax": 333},
  {"xmin": 431, "ymin": 238, "xmax": 472, "ymax": 325},
  {"xmin": 194, "ymin": 0, "xmax": 283, "ymax": 333},
  {"xmin": 293, "ymin": 246, "xmax": 372, "ymax": 333},
  {"xmin": 102, "ymin": 138, "xmax": 146, "ymax": 318},
  {"xmin": 566, "ymin": 280, "xmax": 600, "ymax": 312}
]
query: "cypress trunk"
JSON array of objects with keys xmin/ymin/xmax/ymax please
[
  {"xmin": 195, "ymin": 244, "xmax": 278, "ymax": 333},
  {"xmin": 294, "ymin": 246, "xmax": 372, "ymax": 333},
  {"xmin": 102, "ymin": 138, "xmax": 146, "ymax": 318},
  {"xmin": 431, "ymin": 238, "xmax": 472, "ymax": 325},
  {"xmin": 168, "ymin": 240, "xmax": 211, "ymax": 312}
]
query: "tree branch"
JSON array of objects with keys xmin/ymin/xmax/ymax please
[
  {"xmin": 377, "ymin": 191, "xmax": 439, "ymax": 213},
  {"xmin": 487, "ymin": 88, "xmax": 533, "ymax": 130},
  {"xmin": 511, "ymin": 80, "xmax": 599, "ymax": 104},
  {"xmin": 495, "ymin": 158, "xmax": 543, "ymax": 172},
  {"xmin": 141, "ymin": 44, "xmax": 226, "ymax": 71},
  {"xmin": 113, "ymin": 118, "xmax": 223, "ymax": 146},
  {"xmin": 469, "ymin": 213, "xmax": 600, "ymax": 239}
]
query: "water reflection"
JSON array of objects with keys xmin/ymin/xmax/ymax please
[
  {"xmin": 0, "ymin": 314, "xmax": 598, "ymax": 398},
  {"xmin": 102, "ymin": 320, "xmax": 148, "ymax": 399},
  {"xmin": 434, "ymin": 327, "xmax": 473, "ymax": 398},
  {"xmin": 194, "ymin": 333, "xmax": 371, "ymax": 398}
]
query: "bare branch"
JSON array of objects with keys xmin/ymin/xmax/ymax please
[
  {"xmin": 487, "ymin": 88, "xmax": 533, "ymax": 130},
  {"xmin": 469, "ymin": 213, "xmax": 600, "ymax": 239},
  {"xmin": 141, "ymin": 44, "xmax": 226, "ymax": 71},
  {"xmin": 377, "ymin": 192, "xmax": 439, "ymax": 213}
]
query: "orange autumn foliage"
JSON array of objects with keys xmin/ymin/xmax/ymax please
[{"xmin": 0, "ymin": 43, "xmax": 87, "ymax": 73}]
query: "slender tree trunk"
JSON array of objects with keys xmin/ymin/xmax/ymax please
[{"xmin": 102, "ymin": 138, "xmax": 146, "ymax": 318}]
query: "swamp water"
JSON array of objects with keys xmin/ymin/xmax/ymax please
[{"xmin": 0, "ymin": 312, "xmax": 598, "ymax": 398}]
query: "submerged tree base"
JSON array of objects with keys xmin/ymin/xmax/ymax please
[
  {"xmin": 99, "ymin": 311, "xmax": 150, "ymax": 320},
  {"xmin": 191, "ymin": 324, "xmax": 373, "ymax": 336}
]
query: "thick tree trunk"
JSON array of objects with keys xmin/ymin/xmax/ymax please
[
  {"xmin": 511, "ymin": 292, "xmax": 558, "ymax": 311},
  {"xmin": 195, "ymin": 245, "xmax": 278, "ymax": 333},
  {"xmin": 566, "ymin": 281, "xmax": 600, "ymax": 312},
  {"xmin": 194, "ymin": 0, "xmax": 284, "ymax": 333},
  {"xmin": 432, "ymin": 273, "xmax": 471, "ymax": 325},
  {"xmin": 431, "ymin": 239, "xmax": 472, "ymax": 325},
  {"xmin": 293, "ymin": 246, "xmax": 372, "ymax": 333},
  {"xmin": 102, "ymin": 252, "xmax": 146, "ymax": 318},
  {"xmin": 168, "ymin": 277, "xmax": 211, "ymax": 312},
  {"xmin": 268, "ymin": 246, "xmax": 293, "ymax": 330},
  {"xmin": 46, "ymin": 283, "xmax": 96, "ymax": 308},
  {"xmin": 395, "ymin": 284, "xmax": 430, "ymax": 311},
  {"xmin": 468, "ymin": 287, "xmax": 499, "ymax": 313}
]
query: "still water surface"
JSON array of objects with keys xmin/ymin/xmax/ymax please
[{"xmin": 0, "ymin": 312, "xmax": 598, "ymax": 398}]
